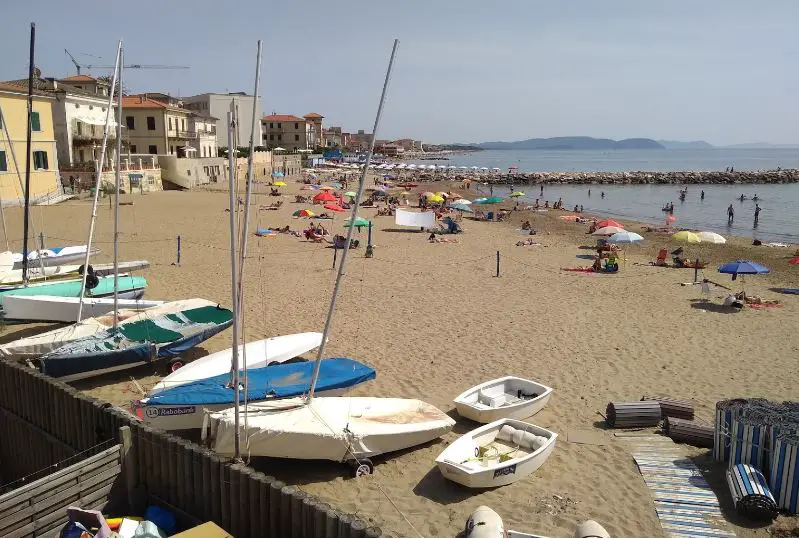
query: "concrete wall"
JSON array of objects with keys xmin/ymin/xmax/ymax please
[
  {"xmin": 160, "ymin": 155, "xmax": 224, "ymax": 189},
  {"xmin": 0, "ymin": 91, "xmax": 60, "ymax": 204},
  {"xmin": 60, "ymin": 157, "xmax": 163, "ymax": 194}
]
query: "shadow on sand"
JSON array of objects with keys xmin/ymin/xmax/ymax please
[
  {"xmin": 0, "ymin": 323, "xmax": 65, "ymax": 345},
  {"xmin": 688, "ymin": 299, "xmax": 741, "ymax": 315}
]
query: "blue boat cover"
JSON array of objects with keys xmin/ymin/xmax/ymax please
[{"xmin": 146, "ymin": 357, "xmax": 375, "ymax": 406}]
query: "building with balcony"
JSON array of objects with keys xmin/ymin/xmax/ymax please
[
  {"xmin": 261, "ymin": 112, "xmax": 324, "ymax": 151},
  {"xmin": 322, "ymin": 126, "xmax": 342, "ymax": 148},
  {"xmin": 182, "ymin": 92, "xmax": 263, "ymax": 148},
  {"xmin": 188, "ymin": 115, "xmax": 218, "ymax": 158},
  {"xmin": 121, "ymin": 94, "xmax": 195, "ymax": 157},
  {"xmin": 0, "ymin": 82, "xmax": 60, "ymax": 203}
]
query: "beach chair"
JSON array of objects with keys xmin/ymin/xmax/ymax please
[
  {"xmin": 486, "ymin": 212, "xmax": 494, "ymax": 221},
  {"xmin": 655, "ymin": 248, "xmax": 668, "ymax": 266},
  {"xmin": 333, "ymin": 235, "xmax": 359, "ymax": 249}
]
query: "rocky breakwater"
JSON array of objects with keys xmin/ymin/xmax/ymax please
[{"xmin": 497, "ymin": 169, "xmax": 799, "ymax": 185}]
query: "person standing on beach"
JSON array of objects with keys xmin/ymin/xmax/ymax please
[
  {"xmin": 727, "ymin": 204, "xmax": 734, "ymax": 224},
  {"xmin": 701, "ymin": 190, "xmax": 705, "ymax": 200},
  {"xmin": 754, "ymin": 204, "xmax": 761, "ymax": 227}
]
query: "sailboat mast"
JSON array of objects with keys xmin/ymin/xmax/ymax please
[
  {"xmin": 235, "ymin": 40, "xmax": 262, "ymax": 316},
  {"xmin": 307, "ymin": 39, "xmax": 399, "ymax": 401},
  {"xmin": 0, "ymin": 107, "xmax": 11, "ymax": 251},
  {"xmin": 76, "ymin": 42, "xmax": 122, "ymax": 323},
  {"xmin": 21, "ymin": 23, "xmax": 36, "ymax": 286},
  {"xmin": 226, "ymin": 110, "xmax": 242, "ymax": 460},
  {"xmin": 112, "ymin": 47, "xmax": 124, "ymax": 330}
]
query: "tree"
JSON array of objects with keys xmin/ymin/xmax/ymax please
[{"xmin": 96, "ymin": 75, "xmax": 128, "ymax": 98}]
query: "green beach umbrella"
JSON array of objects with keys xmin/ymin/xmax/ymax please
[
  {"xmin": 474, "ymin": 196, "xmax": 504, "ymax": 205},
  {"xmin": 344, "ymin": 217, "xmax": 371, "ymax": 228},
  {"xmin": 345, "ymin": 191, "xmax": 357, "ymax": 197}
]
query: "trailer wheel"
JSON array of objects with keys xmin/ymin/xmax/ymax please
[{"xmin": 348, "ymin": 458, "xmax": 374, "ymax": 477}]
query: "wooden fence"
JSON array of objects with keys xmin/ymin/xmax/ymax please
[
  {"xmin": 0, "ymin": 443, "xmax": 123, "ymax": 538},
  {"xmin": 0, "ymin": 360, "xmax": 388, "ymax": 537}
]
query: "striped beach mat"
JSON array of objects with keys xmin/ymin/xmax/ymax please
[
  {"xmin": 726, "ymin": 463, "xmax": 778, "ymax": 520},
  {"xmin": 769, "ymin": 433, "xmax": 799, "ymax": 514},
  {"xmin": 618, "ymin": 435, "xmax": 736, "ymax": 537}
]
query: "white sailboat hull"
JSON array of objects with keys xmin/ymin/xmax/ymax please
[
  {"xmin": 149, "ymin": 332, "xmax": 324, "ymax": 394},
  {"xmin": 436, "ymin": 418, "xmax": 557, "ymax": 488},
  {"xmin": 454, "ymin": 376, "xmax": 553, "ymax": 423},
  {"xmin": 0, "ymin": 298, "xmax": 217, "ymax": 360},
  {"xmin": 9, "ymin": 246, "xmax": 99, "ymax": 270},
  {"xmin": 206, "ymin": 397, "xmax": 455, "ymax": 461},
  {"xmin": 134, "ymin": 386, "xmax": 350, "ymax": 431},
  {"xmin": 2, "ymin": 296, "xmax": 163, "ymax": 323}
]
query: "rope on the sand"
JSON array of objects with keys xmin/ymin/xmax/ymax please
[{"xmin": 714, "ymin": 398, "xmax": 799, "ymax": 514}]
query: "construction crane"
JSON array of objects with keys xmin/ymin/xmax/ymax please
[{"xmin": 64, "ymin": 49, "xmax": 189, "ymax": 74}]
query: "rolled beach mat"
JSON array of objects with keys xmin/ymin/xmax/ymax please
[
  {"xmin": 465, "ymin": 505, "xmax": 504, "ymax": 538},
  {"xmin": 769, "ymin": 431, "xmax": 799, "ymax": 514},
  {"xmin": 726, "ymin": 463, "xmax": 778, "ymax": 521},
  {"xmin": 728, "ymin": 412, "xmax": 769, "ymax": 470},
  {"xmin": 663, "ymin": 417, "xmax": 714, "ymax": 448},
  {"xmin": 641, "ymin": 395, "xmax": 694, "ymax": 420},
  {"xmin": 714, "ymin": 399, "xmax": 752, "ymax": 462},
  {"xmin": 573, "ymin": 520, "xmax": 610, "ymax": 538},
  {"xmin": 605, "ymin": 401, "xmax": 661, "ymax": 429}
]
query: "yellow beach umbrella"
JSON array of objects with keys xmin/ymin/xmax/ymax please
[
  {"xmin": 428, "ymin": 195, "xmax": 445, "ymax": 203},
  {"xmin": 273, "ymin": 181, "xmax": 286, "ymax": 187},
  {"xmin": 401, "ymin": 191, "xmax": 411, "ymax": 195},
  {"xmin": 510, "ymin": 191, "xmax": 525, "ymax": 197},
  {"xmin": 672, "ymin": 231, "xmax": 701, "ymax": 244}
]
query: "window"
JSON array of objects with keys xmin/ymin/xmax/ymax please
[
  {"xmin": 0, "ymin": 151, "xmax": 7, "ymax": 172},
  {"xmin": 295, "ymin": 135, "xmax": 299, "ymax": 141},
  {"xmin": 130, "ymin": 145, "xmax": 137, "ymax": 153},
  {"xmin": 181, "ymin": 119, "xmax": 186, "ymax": 131},
  {"xmin": 187, "ymin": 169, "xmax": 191, "ymax": 176},
  {"xmin": 170, "ymin": 146, "xmax": 174, "ymax": 154},
  {"xmin": 76, "ymin": 122, "xmax": 83, "ymax": 135},
  {"xmin": 277, "ymin": 134, "xmax": 282, "ymax": 141},
  {"xmin": 32, "ymin": 150, "xmax": 48, "ymax": 170},
  {"xmin": 269, "ymin": 123, "xmax": 273, "ymax": 128},
  {"xmin": 215, "ymin": 165, "xmax": 220, "ymax": 174},
  {"xmin": 78, "ymin": 149, "xmax": 84, "ymax": 162},
  {"xmin": 277, "ymin": 123, "xmax": 281, "ymax": 129},
  {"xmin": 269, "ymin": 134, "xmax": 274, "ymax": 141},
  {"xmin": 126, "ymin": 116, "xmax": 135, "ymax": 129},
  {"xmin": 74, "ymin": 104, "xmax": 80, "ymax": 109},
  {"xmin": 146, "ymin": 116, "xmax": 156, "ymax": 130},
  {"xmin": 169, "ymin": 118, "xmax": 173, "ymax": 130},
  {"xmin": 295, "ymin": 123, "xmax": 299, "ymax": 129},
  {"xmin": 148, "ymin": 145, "xmax": 157, "ymax": 154},
  {"xmin": 30, "ymin": 111, "xmax": 41, "ymax": 132}
]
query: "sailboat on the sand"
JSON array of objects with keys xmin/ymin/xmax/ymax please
[{"xmin": 203, "ymin": 41, "xmax": 455, "ymax": 476}]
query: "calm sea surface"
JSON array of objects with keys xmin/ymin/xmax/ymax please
[{"xmin": 409, "ymin": 149, "xmax": 799, "ymax": 243}]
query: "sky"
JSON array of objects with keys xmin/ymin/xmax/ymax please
[{"xmin": 3, "ymin": 1, "xmax": 798, "ymax": 145}]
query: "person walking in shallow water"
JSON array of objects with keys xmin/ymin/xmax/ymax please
[
  {"xmin": 700, "ymin": 190, "xmax": 705, "ymax": 200},
  {"xmin": 754, "ymin": 204, "xmax": 761, "ymax": 227},
  {"xmin": 727, "ymin": 204, "xmax": 734, "ymax": 224}
]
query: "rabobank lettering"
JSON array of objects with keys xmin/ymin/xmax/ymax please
[{"xmin": 152, "ymin": 406, "xmax": 196, "ymax": 417}]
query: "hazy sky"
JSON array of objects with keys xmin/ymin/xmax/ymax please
[{"xmin": 3, "ymin": 1, "xmax": 798, "ymax": 145}]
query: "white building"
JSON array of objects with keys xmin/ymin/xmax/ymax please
[
  {"xmin": 188, "ymin": 115, "xmax": 218, "ymax": 158},
  {"xmin": 182, "ymin": 92, "xmax": 263, "ymax": 148}
]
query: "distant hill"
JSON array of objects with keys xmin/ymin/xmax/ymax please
[
  {"xmin": 723, "ymin": 142, "xmax": 799, "ymax": 149},
  {"xmin": 474, "ymin": 136, "xmax": 664, "ymax": 150},
  {"xmin": 657, "ymin": 140, "xmax": 715, "ymax": 150}
]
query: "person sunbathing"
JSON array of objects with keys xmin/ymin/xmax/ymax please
[
  {"xmin": 428, "ymin": 233, "xmax": 457, "ymax": 243},
  {"xmin": 516, "ymin": 238, "xmax": 539, "ymax": 246}
]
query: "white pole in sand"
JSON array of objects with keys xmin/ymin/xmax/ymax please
[
  {"xmin": 307, "ymin": 39, "xmax": 399, "ymax": 401},
  {"xmin": 226, "ymin": 110, "xmax": 242, "ymax": 461}
]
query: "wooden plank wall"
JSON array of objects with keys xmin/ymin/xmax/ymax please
[{"xmin": 0, "ymin": 360, "xmax": 388, "ymax": 538}]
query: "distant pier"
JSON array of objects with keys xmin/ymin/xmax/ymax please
[{"xmin": 477, "ymin": 169, "xmax": 799, "ymax": 185}]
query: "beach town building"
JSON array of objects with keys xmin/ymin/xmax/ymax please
[
  {"xmin": 261, "ymin": 113, "xmax": 324, "ymax": 151},
  {"xmin": 121, "ymin": 94, "xmax": 196, "ymax": 156},
  {"xmin": 392, "ymin": 138, "xmax": 423, "ymax": 152},
  {"xmin": 341, "ymin": 130, "xmax": 372, "ymax": 151},
  {"xmin": 182, "ymin": 92, "xmax": 263, "ymax": 148},
  {"xmin": 0, "ymin": 75, "xmax": 116, "ymax": 169},
  {"xmin": 322, "ymin": 126, "xmax": 342, "ymax": 148},
  {"xmin": 0, "ymin": 82, "xmax": 60, "ymax": 203},
  {"xmin": 187, "ymin": 115, "xmax": 218, "ymax": 158},
  {"xmin": 377, "ymin": 143, "xmax": 404, "ymax": 156}
]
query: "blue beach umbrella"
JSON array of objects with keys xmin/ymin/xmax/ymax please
[
  {"xmin": 272, "ymin": 171, "xmax": 284, "ymax": 178},
  {"xmin": 718, "ymin": 260, "xmax": 769, "ymax": 294},
  {"xmin": 449, "ymin": 202, "xmax": 473, "ymax": 213}
]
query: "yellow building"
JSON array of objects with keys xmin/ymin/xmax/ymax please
[{"xmin": 0, "ymin": 83, "xmax": 60, "ymax": 204}]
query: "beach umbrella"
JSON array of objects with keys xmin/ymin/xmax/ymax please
[
  {"xmin": 400, "ymin": 191, "xmax": 411, "ymax": 195},
  {"xmin": 272, "ymin": 171, "xmax": 285, "ymax": 178},
  {"xmin": 596, "ymin": 219, "xmax": 622, "ymax": 229},
  {"xmin": 427, "ymin": 195, "xmax": 445, "ymax": 203},
  {"xmin": 273, "ymin": 147, "xmax": 286, "ymax": 151},
  {"xmin": 592, "ymin": 226, "xmax": 626, "ymax": 236},
  {"xmin": 672, "ymin": 231, "xmax": 701, "ymax": 244},
  {"xmin": 319, "ymin": 185, "xmax": 336, "ymax": 191},
  {"xmin": 313, "ymin": 191, "xmax": 337, "ymax": 203},
  {"xmin": 323, "ymin": 203, "xmax": 345, "ymax": 212},
  {"xmin": 450, "ymin": 202, "xmax": 473, "ymax": 213},
  {"xmin": 474, "ymin": 196, "xmax": 504, "ymax": 205},
  {"xmin": 344, "ymin": 217, "xmax": 371, "ymax": 228},
  {"xmin": 509, "ymin": 191, "xmax": 525, "ymax": 197},
  {"xmin": 345, "ymin": 191, "xmax": 357, "ymax": 197},
  {"xmin": 718, "ymin": 259, "xmax": 770, "ymax": 295},
  {"xmin": 455, "ymin": 198, "xmax": 472, "ymax": 205},
  {"xmin": 697, "ymin": 231, "xmax": 726, "ymax": 244},
  {"xmin": 272, "ymin": 181, "xmax": 287, "ymax": 187},
  {"xmin": 789, "ymin": 256, "xmax": 799, "ymax": 265},
  {"xmin": 608, "ymin": 231, "xmax": 644, "ymax": 244},
  {"xmin": 292, "ymin": 209, "xmax": 314, "ymax": 218}
]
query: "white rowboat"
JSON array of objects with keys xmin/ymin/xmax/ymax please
[
  {"xmin": 2, "ymin": 295, "xmax": 163, "ymax": 323},
  {"xmin": 148, "ymin": 331, "xmax": 324, "ymax": 394},
  {"xmin": 454, "ymin": 376, "xmax": 553, "ymax": 423},
  {"xmin": 436, "ymin": 418, "xmax": 557, "ymax": 488}
]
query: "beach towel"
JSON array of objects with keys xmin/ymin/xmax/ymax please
[
  {"xmin": 748, "ymin": 303, "xmax": 783, "ymax": 309},
  {"xmin": 561, "ymin": 267, "xmax": 595, "ymax": 273}
]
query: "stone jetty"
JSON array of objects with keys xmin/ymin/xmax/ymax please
[{"xmin": 467, "ymin": 169, "xmax": 799, "ymax": 185}]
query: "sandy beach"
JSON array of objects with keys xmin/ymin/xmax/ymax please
[{"xmin": 1, "ymin": 178, "xmax": 797, "ymax": 537}]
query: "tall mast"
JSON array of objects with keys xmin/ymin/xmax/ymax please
[
  {"xmin": 112, "ymin": 46, "xmax": 124, "ymax": 329},
  {"xmin": 307, "ymin": 39, "xmax": 399, "ymax": 401},
  {"xmin": 76, "ymin": 42, "xmax": 122, "ymax": 322},
  {"xmin": 0, "ymin": 107, "xmax": 12, "ymax": 251},
  {"xmin": 21, "ymin": 23, "xmax": 36, "ymax": 285},
  {"xmin": 236, "ymin": 40, "xmax": 262, "ymax": 315},
  {"xmin": 226, "ymin": 110, "xmax": 242, "ymax": 461}
]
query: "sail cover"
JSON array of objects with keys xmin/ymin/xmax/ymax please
[
  {"xmin": 395, "ymin": 209, "xmax": 435, "ymax": 227},
  {"xmin": 145, "ymin": 357, "xmax": 375, "ymax": 406}
]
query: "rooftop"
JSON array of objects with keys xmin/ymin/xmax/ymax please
[
  {"xmin": 123, "ymin": 94, "xmax": 190, "ymax": 113},
  {"xmin": 59, "ymin": 74, "xmax": 99, "ymax": 82},
  {"xmin": 263, "ymin": 114, "xmax": 304, "ymax": 122},
  {"xmin": 303, "ymin": 112, "xmax": 324, "ymax": 119}
]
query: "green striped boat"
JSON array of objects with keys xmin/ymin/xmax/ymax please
[{"xmin": 0, "ymin": 274, "xmax": 147, "ymax": 309}]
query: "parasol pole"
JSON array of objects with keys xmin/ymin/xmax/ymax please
[{"xmin": 307, "ymin": 39, "xmax": 399, "ymax": 401}]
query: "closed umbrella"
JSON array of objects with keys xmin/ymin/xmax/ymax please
[
  {"xmin": 592, "ymin": 226, "xmax": 626, "ymax": 236},
  {"xmin": 697, "ymin": 231, "xmax": 726, "ymax": 244},
  {"xmin": 596, "ymin": 219, "xmax": 623, "ymax": 229},
  {"xmin": 672, "ymin": 231, "xmax": 701, "ymax": 244}
]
